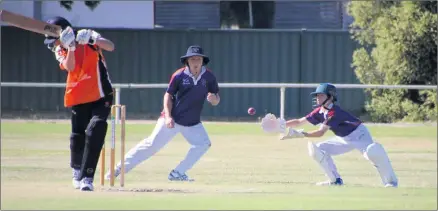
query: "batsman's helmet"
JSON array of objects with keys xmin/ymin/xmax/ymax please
[
  {"xmin": 180, "ymin": 45, "xmax": 210, "ymax": 65},
  {"xmin": 43, "ymin": 16, "xmax": 72, "ymax": 49},
  {"xmin": 310, "ymin": 83, "xmax": 337, "ymax": 107}
]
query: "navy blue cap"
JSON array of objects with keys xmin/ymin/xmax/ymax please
[{"xmin": 180, "ymin": 45, "xmax": 210, "ymax": 65}]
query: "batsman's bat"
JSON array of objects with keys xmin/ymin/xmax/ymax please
[{"xmin": 0, "ymin": 10, "xmax": 61, "ymax": 37}]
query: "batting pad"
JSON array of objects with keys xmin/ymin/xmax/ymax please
[
  {"xmin": 364, "ymin": 142, "xmax": 398, "ymax": 185},
  {"xmin": 308, "ymin": 142, "xmax": 338, "ymax": 182}
]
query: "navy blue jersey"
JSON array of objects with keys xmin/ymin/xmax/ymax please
[
  {"xmin": 164, "ymin": 67, "xmax": 219, "ymax": 126},
  {"xmin": 305, "ymin": 104, "xmax": 362, "ymax": 137}
]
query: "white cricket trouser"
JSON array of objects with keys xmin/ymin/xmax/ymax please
[
  {"xmin": 117, "ymin": 118, "xmax": 211, "ymax": 174},
  {"xmin": 315, "ymin": 124, "xmax": 373, "ymax": 178}
]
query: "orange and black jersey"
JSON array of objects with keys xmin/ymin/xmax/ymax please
[{"xmin": 55, "ymin": 44, "xmax": 113, "ymax": 107}]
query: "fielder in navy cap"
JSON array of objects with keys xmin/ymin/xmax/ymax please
[{"xmin": 106, "ymin": 45, "xmax": 220, "ymax": 182}]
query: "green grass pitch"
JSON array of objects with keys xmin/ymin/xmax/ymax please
[{"xmin": 1, "ymin": 120, "xmax": 436, "ymax": 210}]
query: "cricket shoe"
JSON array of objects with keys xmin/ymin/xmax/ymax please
[
  {"xmin": 316, "ymin": 178, "xmax": 343, "ymax": 186},
  {"xmin": 384, "ymin": 182, "xmax": 398, "ymax": 188},
  {"xmin": 72, "ymin": 169, "xmax": 81, "ymax": 189},
  {"xmin": 104, "ymin": 167, "xmax": 121, "ymax": 180},
  {"xmin": 168, "ymin": 170, "xmax": 194, "ymax": 182},
  {"xmin": 79, "ymin": 177, "xmax": 94, "ymax": 191}
]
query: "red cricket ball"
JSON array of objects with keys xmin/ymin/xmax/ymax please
[{"xmin": 248, "ymin": 107, "xmax": 256, "ymax": 115}]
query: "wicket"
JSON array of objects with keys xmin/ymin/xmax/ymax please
[{"xmin": 100, "ymin": 104, "xmax": 126, "ymax": 187}]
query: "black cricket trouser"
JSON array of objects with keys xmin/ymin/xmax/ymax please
[{"xmin": 70, "ymin": 94, "xmax": 113, "ymax": 180}]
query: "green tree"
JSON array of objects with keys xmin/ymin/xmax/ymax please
[
  {"xmin": 348, "ymin": 1, "xmax": 437, "ymax": 122},
  {"xmin": 60, "ymin": 1, "xmax": 100, "ymax": 11}
]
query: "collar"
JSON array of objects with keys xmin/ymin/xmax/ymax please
[
  {"xmin": 183, "ymin": 66, "xmax": 206, "ymax": 85},
  {"xmin": 319, "ymin": 103, "xmax": 333, "ymax": 114}
]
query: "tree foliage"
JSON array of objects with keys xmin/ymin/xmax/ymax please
[
  {"xmin": 348, "ymin": 1, "xmax": 437, "ymax": 122},
  {"xmin": 59, "ymin": 1, "xmax": 101, "ymax": 11}
]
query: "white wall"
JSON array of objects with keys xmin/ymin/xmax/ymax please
[
  {"xmin": 41, "ymin": 1, "xmax": 154, "ymax": 29},
  {"xmin": 1, "ymin": 1, "xmax": 154, "ymax": 29},
  {"xmin": 0, "ymin": 1, "xmax": 35, "ymax": 26}
]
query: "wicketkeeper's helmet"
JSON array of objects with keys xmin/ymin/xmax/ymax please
[{"xmin": 310, "ymin": 83, "xmax": 337, "ymax": 108}]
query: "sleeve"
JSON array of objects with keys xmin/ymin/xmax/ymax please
[
  {"xmin": 208, "ymin": 74, "xmax": 219, "ymax": 94},
  {"xmin": 54, "ymin": 46, "xmax": 66, "ymax": 70},
  {"xmin": 166, "ymin": 72, "xmax": 180, "ymax": 95},
  {"xmin": 305, "ymin": 108, "xmax": 322, "ymax": 125}
]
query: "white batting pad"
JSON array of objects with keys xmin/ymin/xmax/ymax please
[
  {"xmin": 308, "ymin": 142, "xmax": 338, "ymax": 182},
  {"xmin": 364, "ymin": 142, "xmax": 398, "ymax": 186}
]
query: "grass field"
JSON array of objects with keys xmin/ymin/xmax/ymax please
[{"xmin": 1, "ymin": 120, "xmax": 437, "ymax": 210}]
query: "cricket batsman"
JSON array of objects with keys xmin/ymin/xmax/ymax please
[
  {"xmin": 105, "ymin": 45, "xmax": 220, "ymax": 181},
  {"xmin": 44, "ymin": 16, "xmax": 115, "ymax": 191},
  {"xmin": 261, "ymin": 83, "xmax": 398, "ymax": 187}
]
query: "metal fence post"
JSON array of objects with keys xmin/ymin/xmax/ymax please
[{"xmin": 280, "ymin": 87, "xmax": 286, "ymax": 120}]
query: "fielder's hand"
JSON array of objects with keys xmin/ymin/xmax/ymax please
[
  {"xmin": 76, "ymin": 29, "xmax": 101, "ymax": 45},
  {"xmin": 207, "ymin": 93, "xmax": 219, "ymax": 106},
  {"xmin": 165, "ymin": 116, "xmax": 175, "ymax": 128},
  {"xmin": 279, "ymin": 128, "xmax": 305, "ymax": 140},
  {"xmin": 59, "ymin": 26, "xmax": 76, "ymax": 51},
  {"xmin": 261, "ymin": 113, "xmax": 286, "ymax": 133}
]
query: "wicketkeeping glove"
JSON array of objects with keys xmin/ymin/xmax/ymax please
[
  {"xmin": 261, "ymin": 113, "xmax": 286, "ymax": 133},
  {"xmin": 279, "ymin": 128, "xmax": 305, "ymax": 140}
]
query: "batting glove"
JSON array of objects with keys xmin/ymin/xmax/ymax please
[
  {"xmin": 76, "ymin": 29, "xmax": 101, "ymax": 45},
  {"xmin": 60, "ymin": 27, "xmax": 76, "ymax": 51}
]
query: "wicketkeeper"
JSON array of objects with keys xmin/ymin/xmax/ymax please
[
  {"xmin": 261, "ymin": 83, "xmax": 398, "ymax": 187},
  {"xmin": 44, "ymin": 16, "xmax": 115, "ymax": 191}
]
